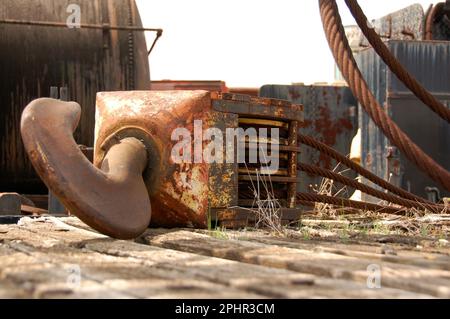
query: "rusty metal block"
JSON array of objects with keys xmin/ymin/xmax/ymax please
[
  {"xmin": 95, "ymin": 91, "xmax": 303, "ymax": 228},
  {"xmin": 21, "ymin": 90, "xmax": 303, "ymax": 237},
  {"xmin": 95, "ymin": 91, "xmax": 216, "ymax": 228}
]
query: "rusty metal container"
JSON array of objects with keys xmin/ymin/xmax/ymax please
[
  {"xmin": 0, "ymin": 0, "xmax": 150, "ymax": 193},
  {"xmin": 259, "ymin": 84, "xmax": 358, "ymax": 194},
  {"xmin": 355, "ymin": 40, "xmax": 450, "ymax": 200}
]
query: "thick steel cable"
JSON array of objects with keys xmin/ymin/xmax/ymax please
[
  {"xmin": 296, "ymin": 193, "xmax": 406, "ymax": 215},
  {"xmin": 298, "ymin": 162, "xmax": 444, "ymax": 213},
  {"xmin": 345, "ymin": 0, "xmax": 450, "ymax": 123},
  {"xmin": 298, "ymin": 134, "xmax": 433, "ymax": 204},
  {"xmin": 319, "ymin": 0, "xmax": 450, "ymax": 192}
]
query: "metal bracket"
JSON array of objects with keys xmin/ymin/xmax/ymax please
[
  {"xmin": 425, "ymin": 187, "xmax": 441, "ymax": 203},
  {"xmin": 385, "ymin": 146, "xmax": 403, "ymax": 188}
]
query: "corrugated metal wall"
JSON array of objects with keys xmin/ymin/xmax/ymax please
[{"xmin": 355, "ymin": 40, "xmax": 450, "ymax": 200}]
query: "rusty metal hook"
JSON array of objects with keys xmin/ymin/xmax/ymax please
[{"xmin": 20, "ymin": 98, "xmax": 151, "ymax": 239}]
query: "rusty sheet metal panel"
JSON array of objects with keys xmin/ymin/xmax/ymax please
[
  {"xmin": 207, "ymin": 111, "xmax": 239, "ymax": 209},
  {"xmin": 355, "ymin": 40, "xmax": 450, "ymax": 200},
  {"xmin": 259, "ymin": 84, "xmax": 358, "ymax": 194},
  {"xmin": 0, "ymin": 0, "xmax": 150, "ymax": 193}
]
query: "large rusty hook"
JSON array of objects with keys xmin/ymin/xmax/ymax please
[{"xmin": 20, "ymin": 98, "xmax": 151, "ymax": 239}]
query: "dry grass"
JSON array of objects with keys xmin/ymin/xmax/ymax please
[
  {"xmin": 223, "ymin": 156, "xmax": 449, "ymax": 242},
  {"xmin": 299, "ymin": 163, "xmax": 450, "ymax": 242},
  {"xmin": 224, "ymin": 146, "xmax": 286, "ymax": 235},
  {"xmin": 308, "ymin": 163, "xmax": 354, "ymax": 218},
  {"xmin": 245, "ymin": 164, "xmax": 284, "ymax": 235}
]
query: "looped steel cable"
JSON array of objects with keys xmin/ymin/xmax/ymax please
[
  {"xmin": 298, "ymin": 162, "xmax": 445, "ymax": 213},
  {"xmin": 296, "ymin": 193, "xmax": 407, "ymax": 215},
  {"xmin": 345, "ymin": 0, "xmax": 450, "ymax": 123},
  {"xmin": 298, "ymin": 134, "xmax": 432, "ymax": 204},
  {"xmin": 319, "ymin": 0, "xmax": 450, "ymax": 192}
]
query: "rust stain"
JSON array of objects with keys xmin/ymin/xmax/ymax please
[
  {"xmin": 312, "ymin": 106, "xmax": 353, "ymax": 169},
  {"xmin": 288, "ymin": 87, "xmax": 301, "ymax": 100}
]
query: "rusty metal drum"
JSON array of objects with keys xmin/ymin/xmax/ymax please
[{"xmin": 0, "ymin": 0, "xmax": 150, "ymax": 193}]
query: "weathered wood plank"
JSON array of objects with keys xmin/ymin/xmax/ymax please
[
  {"xmin": 222, "ymin": 234, "xmax": 450, "ymax": 270},
  {"xmin": 0, "ymin": 243, "xmax": 134, "ymax": 298},
  {"xmin": 0, "ymin": 217, "xmax": 434, "ymax": 298},
  {"xmin": 1, "ymin": 221, "xmax": 263, "ymax": 298},
  {"xmin": 83, "ymin": 237, "xmax": 431, "ymax": 299},
  {"xmin": 141, "ymin": 229, "xmax": 450, "ymax": 298}
]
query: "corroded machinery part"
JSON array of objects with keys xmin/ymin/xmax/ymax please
[{"xmin": 20, "ymin": 98, "xmax": 151, "ymax": 239}]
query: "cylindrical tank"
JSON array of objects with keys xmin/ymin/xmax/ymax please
[{"xmin": 0, "ymin": 0, "xmax": 150, "ymax": 193}]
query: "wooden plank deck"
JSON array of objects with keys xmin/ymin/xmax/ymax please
[{"xmin": 0, "ymin": 216, "xmax": 448, "ymax": 298}]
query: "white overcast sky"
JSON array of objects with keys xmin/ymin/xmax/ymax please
[{"xmin": 136, "ymin": 0, "xmax": 439, "ymax": 87}]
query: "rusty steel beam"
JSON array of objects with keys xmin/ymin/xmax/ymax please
[
  {"xmin": 212, "ymin": 94, "xmax": 303, "ymax": 122},
  {"xmin": 20, "ymin": 98, "xmax": 151, "ymax": 239}
]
